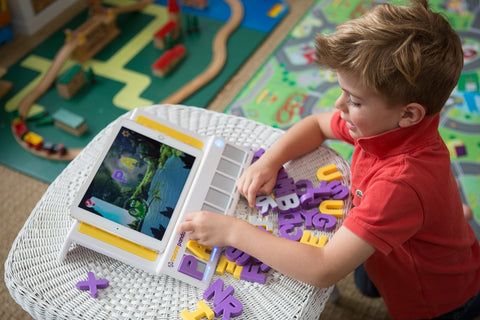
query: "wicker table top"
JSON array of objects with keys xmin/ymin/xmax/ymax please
[{"xmin": 5, "ymin": 104, "xmax": 351, "ymax": 319}]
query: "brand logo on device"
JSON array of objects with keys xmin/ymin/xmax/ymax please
[{"xmin": 168, "ymin": 232, "xmax": 186, "ymax": 267}]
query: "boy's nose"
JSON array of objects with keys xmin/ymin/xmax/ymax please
[{"xmin": 334, "ymin": 93, "xmax": 347, "ymax": 112}]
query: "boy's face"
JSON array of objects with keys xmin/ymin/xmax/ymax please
[{"xmin": 334, "ymin": 71, "xmax": 405, "ymax": 140}]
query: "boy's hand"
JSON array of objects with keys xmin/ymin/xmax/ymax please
[
  {"xmin": 178, "ymin": 211, "xmax": 238, "ymax": 247},
  {"xmin": 236, "ymin": 158, "xmax": 279, "ymax": 207}
]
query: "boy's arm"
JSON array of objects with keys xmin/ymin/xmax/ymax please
[
  {"xmin": 179, "ymin": 211, "xmax": 374, "ymax": 287},
  {"xmin": 237, "ymin": 111, "xmax": 338, "ymax": 206}
]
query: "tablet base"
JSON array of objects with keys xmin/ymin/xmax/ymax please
[{"xmin": 59, "ymin": 220, "xmax": 223, "ymax": 289}]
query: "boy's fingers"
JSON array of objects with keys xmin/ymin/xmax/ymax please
[
  {"xmin": 247, "ymin": 179, "xmax": 261, "ymax": 207},
  {"xmin": 178, "ymin": 220, "xmax": 193, "ymax": 233}
]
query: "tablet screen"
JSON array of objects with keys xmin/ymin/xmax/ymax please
[{"xmin": 78, "ymin": 126, "xmax": 196, "ymax": 243}]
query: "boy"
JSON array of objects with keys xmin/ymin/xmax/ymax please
[{"xmin": 178, "ymin": 0, "xmax": 480, "ymax": 318}]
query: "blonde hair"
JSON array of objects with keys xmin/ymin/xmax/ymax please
[{"xmin": 315, "ymin": 0, "xmax": 463, "ymax": 115}]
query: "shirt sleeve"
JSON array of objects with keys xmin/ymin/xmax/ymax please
[
  {"xmin": 330, "ymin": 110, "xmax": 355, "ymax": 145},
  {"xmin": 343, "ymin": 178, "xmax": 424, "ymax": 255}
]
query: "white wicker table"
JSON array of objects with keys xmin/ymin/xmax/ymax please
[{"xmin": 5, "ymin": 104, "xmax": 351, "ymax": 319}]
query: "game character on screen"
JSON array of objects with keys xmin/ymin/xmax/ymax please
[{"xmin": 178, "ymin": 0, "xmax": 480, "ymax": 318}]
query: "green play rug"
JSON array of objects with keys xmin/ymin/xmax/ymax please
[{"xmin": 0, "ymin": 0, "xmax": 288, "ymax": 183}]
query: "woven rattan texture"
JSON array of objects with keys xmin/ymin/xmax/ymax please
[{"xmin": 5, "ymin": 105, "xmax": 352, "ymax": 319}]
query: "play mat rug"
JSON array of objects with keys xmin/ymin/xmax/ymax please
[
  {"xmin": 225, "ymin": 0, "xmax": 480, "ymax": 227},
  {"xmin": 0, "ymin": 0, "xmax": 288, "ymax": 183}
]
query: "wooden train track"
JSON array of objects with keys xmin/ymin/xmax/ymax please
[
  {"xmin": 11, "ymin": 125, "xmax": 82, "ymax": 161},
  {"xmin": 13, "ymin": 1, "xmax": 155, "ymax": 161},
  {"xmin": 13, "ymin": 0, "xmax": 244, "ymax": 161},
  {"xmin": 161, "ymin": 0, "xmax": 244, "ymax": 104}
]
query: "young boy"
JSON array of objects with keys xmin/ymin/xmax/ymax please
[{"xmin": 178, "ymin": 0, "xmax": 480, "ymax": 318}]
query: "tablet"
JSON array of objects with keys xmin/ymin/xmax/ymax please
[{"xmin": 71, "ymin": 119, "xmax": 202, "ymax": 253}]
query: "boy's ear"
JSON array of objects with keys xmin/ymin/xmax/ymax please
[{"xmin": 398, "ymin": 103, "xmax": 426, "ymax": 128}]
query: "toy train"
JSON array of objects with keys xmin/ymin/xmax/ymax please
[{"xmin": 12, "ymin": 118, "xmax": 67, "ymax": 155}]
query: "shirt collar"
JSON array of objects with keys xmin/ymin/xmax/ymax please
[{"xmin": 356, "ymin": 114, "xmax": 440, "ymax": 158}]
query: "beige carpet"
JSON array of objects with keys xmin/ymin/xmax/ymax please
[{"xmin": 1, "ymin": 166, "xmax": 49, "ymax": 319}]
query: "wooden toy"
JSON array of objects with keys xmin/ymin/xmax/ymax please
[
  {"xmin": 23, "ymin": 131, "xmax": 43, "ymax": 150},
  {"xmin": 69, "ymin": 12, "xmax": 120, "ymax": 63},
  {"xmin": 76, "ymin": 271, "xmax": 109, "ymax": 298},
  {"xmin": 267, "ymin": 2, "xmax": 286, "ymax": 18},
  {"xmin": 153, "ymin": 0, "xmax": 182, "ymax": 50},
  {"xmin": 168, "ymin": 0, "xmax": 181, "ymax": 25},
  {"xmin": 87, "ymin": 0, "xmax": 104, "ymax": 16},
  {"xmin": 35, "ymin": 115, "xmax": 54, "ymax": 126},
  {"xmin": 0, "ymin": 66, "xmax": 13, "ymax": 99},
  {"xmin": 34, "ymin": 0, "xmax": 153, "ymax": 108},
  {"xmin": 42, "ymin": 142, "xmax": 55, "ymax": 154},
  {"xmin": 56, "ymin": 64, "xmax": 86, "ymax": 99},
  {"xmin": 185, "ymin": 14, "xmax": 200, "ymax": 34},
  {"xmin": 52, "ymin": 108, "xmax": 87, "ymax": 136},
  {"xmin": 153, "ymin": 21, "xmax": 179, "ymax": 50},
  {"xmin": 12, "ymin": 118, "xmax": 27, "ymax": 138},
  {"xmin": 13, "ymin": 1, "xmax": 155, "ymax": 161},
  {"xmin": 11, "ymin": 115, "xmax": 78, "ymax": 160},
  {"xmin": 183, "ymin": 0, "xmax": 208, "ymax": 10},
  {"xmin": 161, "ymin": 0, "xmax": 244, "ymax": 104},
  {"xmin": 12, "ymin": 0, "xmax": 241, "ymax": 163},
  {"xmin": 151, "ymin": 44, "xmax": 186, "ymax": 77},
  {"xmin": 54, "ymin": 143, "xmax": 67, "ymax": 155}
]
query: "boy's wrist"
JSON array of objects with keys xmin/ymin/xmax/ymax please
[
  {"xmin": 226, "ymin": 217, "xmax": 250, "ymax": 248},
  {"xmin": 258, "ymin": 151, "xmax": 284, "ymax": 173}
]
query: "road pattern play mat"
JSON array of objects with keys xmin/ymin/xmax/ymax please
[
  {"xmin": 0, "ymin": 0, "xmax": 288, "ymax": 182},
  {"xmin": 225, "ymin": 0, "xmax": 480, "ymax": 228}
]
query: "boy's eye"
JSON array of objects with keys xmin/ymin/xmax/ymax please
[{"xmin": 347, "ymin": 96, "xmax": 361, "ymax": 107}]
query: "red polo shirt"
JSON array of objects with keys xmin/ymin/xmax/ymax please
[{"xmin": 331, "ymin": 111, "xmax": 480, "ymax": 319}]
